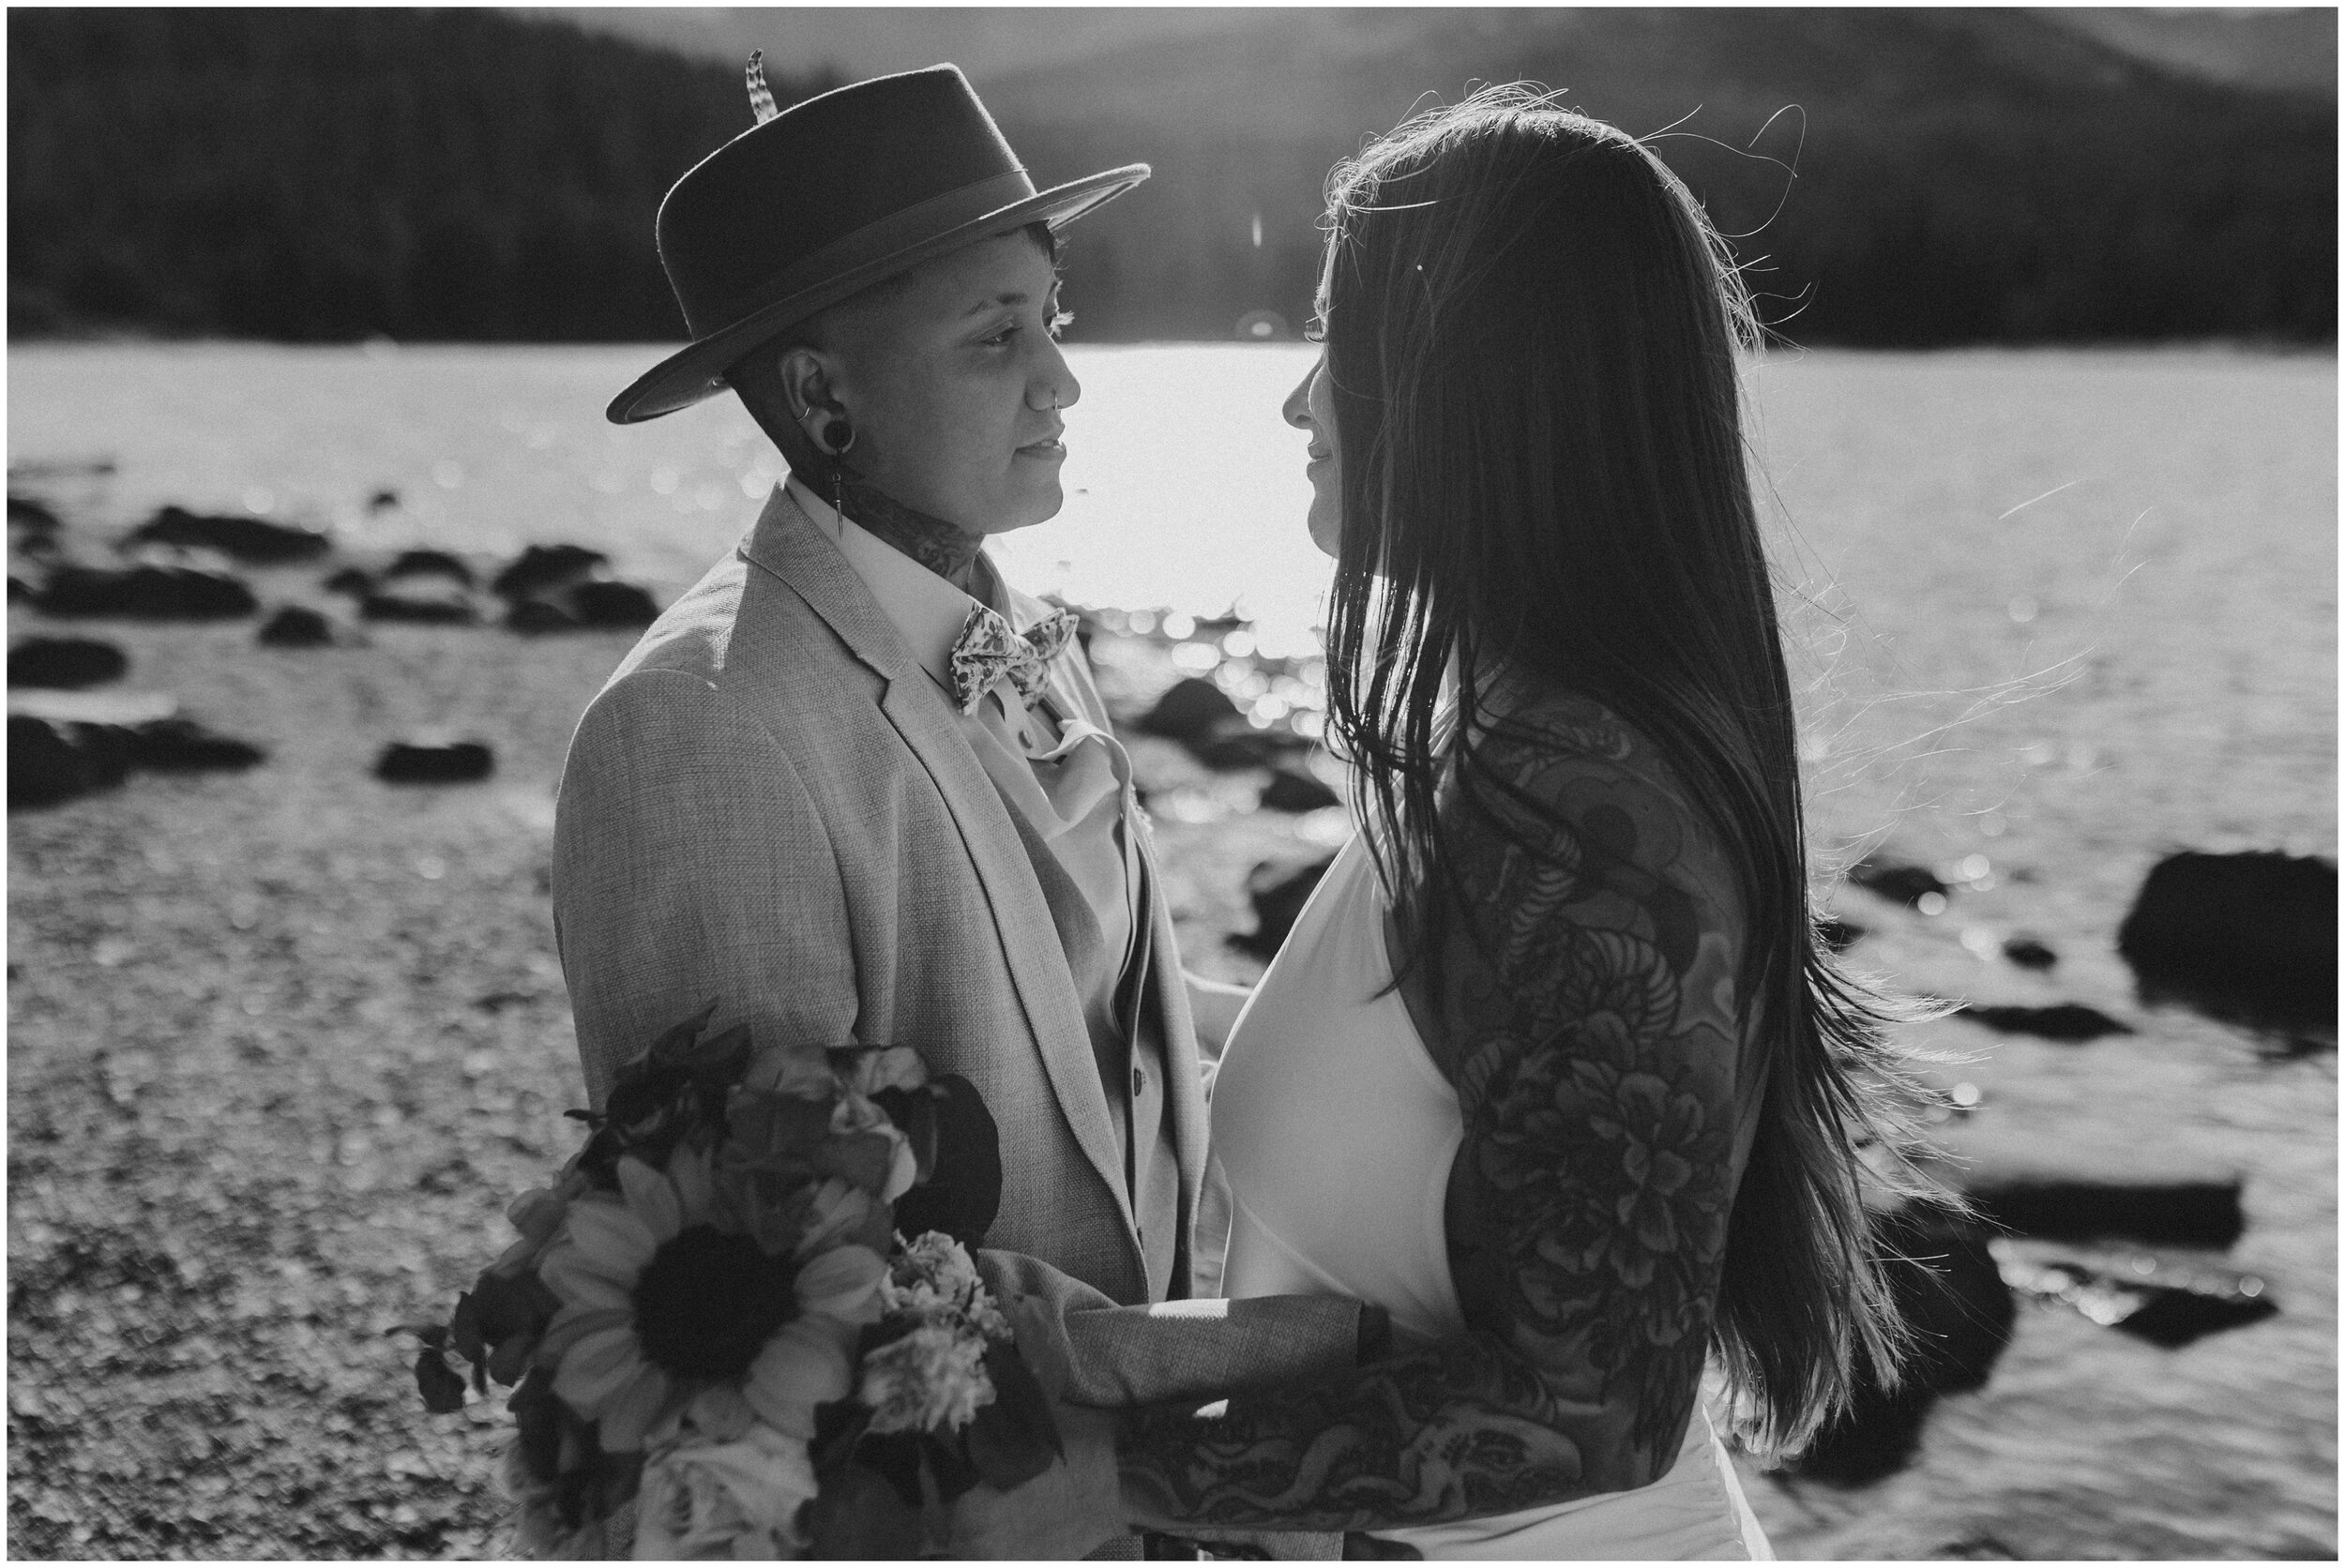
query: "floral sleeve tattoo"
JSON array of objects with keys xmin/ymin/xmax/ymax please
[{"xmin": 1117, "ymin": 698, "xmax": 1746, "ymax": 1534}]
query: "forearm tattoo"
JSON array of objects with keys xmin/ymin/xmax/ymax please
[
  {"xmin": 1120, "ymin": 696, "xmax": 1745, "ymax": 1533},
  {"xmin": 836, "ymin": 462, "xmax": 986, "ymax": 588}
]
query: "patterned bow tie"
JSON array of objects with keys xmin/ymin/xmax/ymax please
[{"xmin": 947, "ymin": 604, "xmax": 1078, "ymax": 715}]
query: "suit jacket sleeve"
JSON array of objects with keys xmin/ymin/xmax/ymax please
[{"xmin": 552, "ymin": 666, "xmax": 860, "ymax": 1106}]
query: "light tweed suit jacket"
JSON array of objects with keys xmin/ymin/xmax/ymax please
[{"xmin": 550, "ymin": 489, "xmax": 1366, "ymax": 1474}]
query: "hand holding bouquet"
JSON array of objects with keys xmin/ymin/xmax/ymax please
[{"xmin": 400, "ymin": 1005, "xmax": 1060, "ymax": 1557}]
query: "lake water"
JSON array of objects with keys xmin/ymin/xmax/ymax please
[{"xmin": 8, "ymin": 341, "xmax": 2336, "ymax": 1557}]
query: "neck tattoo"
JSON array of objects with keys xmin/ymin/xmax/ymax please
[{"xmin": 835, "ymin": 466, "xmax": 985, "ymax": 594}]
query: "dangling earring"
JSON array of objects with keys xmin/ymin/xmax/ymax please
[
  {"xmin": 822, "ymin": 417, "xmax": 855, "ymax": 519},
  {"xmin": 798, "ymin": 406, "xmax": 855, "ymax": 518}
]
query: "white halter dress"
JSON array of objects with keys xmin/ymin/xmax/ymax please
[{"xmin": 1212, "ymin": 835, "xmax": 1773, "ymax": 1560}]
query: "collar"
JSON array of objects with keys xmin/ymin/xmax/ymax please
[{"xmin": 783, "ymin": 475, "xmax": 1029, "ymax": 693}]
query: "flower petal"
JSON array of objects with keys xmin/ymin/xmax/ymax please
[
  {"xmin": 567, "ymin": 1198, "xmax": 659, "ymax": 1274},
  {"xmin": 598, "ymin": 1364, "xmax": 671, "ymax": 1453},
  {"xmin": 537, "ymin": 1304, "xmax": 632, "ymax": 1365},
  {"xmin": 617, "ymin": 1156, "xmax": 683, "ymax": 1244},
  {"xmin": 540, "ymin": 1244, "xmax": 636, "ymax": 1312},
  {"xmin": 552, "ymin": 1324, "xmax": 643, "ymax": 1415},
  {"xmin": 742, "ymin": 1318, "xmax": 851, "ymax": 1439},
  {"xmin": 795, "ymin": 1244, "xmax": 885, "ymax": 1322}
]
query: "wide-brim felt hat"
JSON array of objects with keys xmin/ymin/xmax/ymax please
[{"xmin": 608, "ymin": 63, "xmax": 1148, "ymax": 424}]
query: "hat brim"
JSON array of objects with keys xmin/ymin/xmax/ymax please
[{"xmin": 607, "ymin": 163, "xmax": 1149, "ymax": 425}]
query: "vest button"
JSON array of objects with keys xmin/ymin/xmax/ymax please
[{"xmin": 1131, "ymin": 1064, "xmax": 1147, "ymax": 1098}]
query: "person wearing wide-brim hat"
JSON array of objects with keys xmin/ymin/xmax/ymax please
[{"xmin": 549, "ymin": 61, "xmax": 1380, "ymax": 1558}]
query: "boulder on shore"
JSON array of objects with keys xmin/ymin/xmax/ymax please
[
  {"xmin": 568, "ymin": 580, "xmax": 660, "ymax": 628},
  {"xmin": 1792, "ymin": 1205, "xmax": 2015, "ymax": 1485},
  {"xmin": 361, "ymin": 580, "xmax": 477, "ymax": 625},
  {"xmin": 37, "ymin": 565, "xmax": 258, "ymax": 621},
  {"xmin": 2117, "ymin": 850, "xmax": 2337, "ymax": 1032},
  {"xmin": 374, "ymin": 740, "xmax": 494, "ymax": 785},
  {"xmin": 126, "ymin": 718, "xmax": 265, "ymax": 774},
  {"xmin": 491, "ymin": 544, "xmax": 609, "ymax": 603},
  {"xmin": 8, "ymin": 714, "xmax": 129, "ymax": 809},
  {"xmin": 1998, "ymin": 1250, "xmax": 2278, "ymax": 1349},
  {"xmin": 122, "ymin": 505, "xmax": 330, "ymax": 564},
  {"xmin": 1231, "ymin": 855, "xmax": 1336, "ymax": 960},
  {"xmin": 8, "ymin": 495, "xmax": 64, "ymax": 535},
  {"xmin": 490, "ymin": 544, "xmax": 660, "ymax": 633},
  {"xmin": 1966, "ymin": 1175, "xmax": 2245, "ymax": 1249},
  {"xmin": 1956, "ymin": 1003, "xmax": 2133, "ymax": 1043},
  {"xmin": 2001, "ymin": 936, "xmax": 2058, "ymax": 971},
  {"xmin": 8, "ymin": 637, "xmax": 129, "ymax": 690},
  {"xmin": 382, "ymin": 549, "xmax": 476, "ymax": 587},
  {"xmin": 1259, "ymin": 765, "xmax": 1340, "ymax": 814},
  {"xmin": 1847, "ymin": 854, "xmax": 1950, "ymax": 908},
  {"xmin": 256, "ymin": 606, "xmax": 336, "ymax": 648},
  {"xmin": 1135, "ymin": 677, "xmax": 1241, "ymax": 745}
]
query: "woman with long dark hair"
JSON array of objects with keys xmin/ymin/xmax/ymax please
[{"xmin": 1089, "ymin": 85, "xmax": 1945, "ymax": 1558}]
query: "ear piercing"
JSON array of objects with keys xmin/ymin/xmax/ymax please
[{"xmin": 799, "ymin": 406, "xmax": 855, "ymax": 458}]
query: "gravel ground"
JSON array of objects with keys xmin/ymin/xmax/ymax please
[{"xmin": 7, "ymin": 596, "xmax": 1331, "ymax": 1559}]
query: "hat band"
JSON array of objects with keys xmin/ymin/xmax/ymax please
[{"xmin": 688, "ymin": 167, "xmax": 1040, "ymax": 337}]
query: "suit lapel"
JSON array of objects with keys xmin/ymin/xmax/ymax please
[{"xmin": 739, "ymin": 490, "xmax": 1135, "ymax": 1228}]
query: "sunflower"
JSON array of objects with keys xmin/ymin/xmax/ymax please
[{"xmin": 535, "ymin": 1146, "xmax": 887, "ymax": 1452}]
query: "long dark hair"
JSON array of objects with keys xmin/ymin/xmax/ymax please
[{"xmin": 1317, "ymin": 85, "xmax": 1942, "ymax": 1454}]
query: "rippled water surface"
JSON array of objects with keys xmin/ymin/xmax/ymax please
[{"xmin": 10, "ymin": 341, "xmax": 2336, "ymax": 1558}]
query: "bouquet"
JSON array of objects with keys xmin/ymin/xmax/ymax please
[{"xmin": 400, "ymin": 1004, "xmax": 1062, "ymax": 1558}]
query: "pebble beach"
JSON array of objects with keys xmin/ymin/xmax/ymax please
[{"xmin": 8, "ymin": 341, "xmax": 2334, "ymax": 1559}]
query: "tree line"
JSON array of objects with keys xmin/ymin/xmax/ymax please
[{"xmin": 8, "ymin": 8, "xmax": 2333, "ymax": 347}]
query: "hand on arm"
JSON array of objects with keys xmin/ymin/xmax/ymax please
[{"xmin": 1116, "ymin": 701, "xmax": 1747, "ymax": 1533}]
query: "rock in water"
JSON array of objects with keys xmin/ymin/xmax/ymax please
[
  {"xmin": 491, "ymin": 544, "xmax": 609, "ymax": 602},
  {"xmin": 256, "ymin": 606, "xmax": 334, "ymax": 648},
  {"xmin": 1230, "ymin": 855, "xmax": 1335, "ymax": 960},
  {"xmin": 505, "ymin": 599, "xmax": 579, "ymax": 635},
  {"xmin": 1967, "ymin": 1176, "xmax": 2245, "ymax": 1249},
  {"xmin": 2111, "ymin": 1279, "xmax": 2279, "ymax": 1348},
  {"xmin": 569, "ymin": 580, "xmax": 660, "ymax": 628},
  {"xmin": 1259, "ymin": 765, "xmax": 1340, "ymax": 814},
  {"xmin": 37, "ymin": 565, "xmax": 257, "ymax": 621},
  {"xmin": 1999, "ymin": 1250, "xmax": 2278, "ymax": 1349},
  {"xmin": 375, "ymin": 740, "xmax": 494, "ymax": 784},
  {"xmin": 1956, "ymin": 1003, "xmax": 2133, "ymax": 1042},
  {"xmin": 123, "ymin": 505, "xmax": 330, "ymax": 564},
  {"xmin": 1136, "ymin": 677, "xmax": 1241, "ymax": 745},
  {"xmin": 8, "ymin": 714, "xmax": 129, "ymax": 809},
  {"xmin": 361, "ymin": 580, "xmax": 477, "ymax": 625},
  {"xmin": 1793, "ymin": 1205, "xmax": 2014, "ymax": 1485},
  {"xmin": 2117, "ymin": 850, "xmax": 2337, "ymax": 1033},
  {"xmin": 126, "ymin": 718, "xmax": 265, "ymax": 773},
  {"xmin": 8, "ymin": 637, "xmax": 128, "ymax": 689},
  {"xmin": 321, "ymin": 566, "xmax": 374, "ymax": 597},
  {"xmin": 1847, "ymin": 854, "xmax": 1950, "ymax": 909},
  {"xmin": 7, "ymin": 495, "xmax": 64, "ymax": 535},
  {"xmin": 383, "ymin": 549, "xmax": 475, "ymax": 587},
  {"xmin": 2001, "ymin": 936, "xmax": 2058, "ymax": 971}
]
